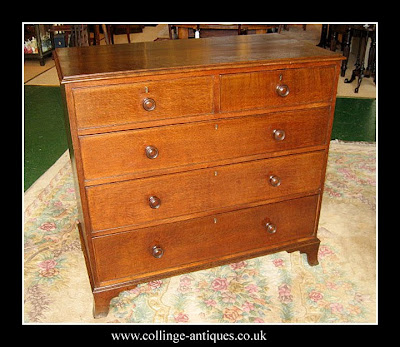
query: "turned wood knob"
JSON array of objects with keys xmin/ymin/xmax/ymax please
[
  {"xmin": 152, "ymin": 245, "xmax": 164, "ymax": 258},
  {"xmin": 265, "ymin": 222, "xmax": 277, "ymax": 234},
  {"xmin": 269, "ymin": 175, "xmax": 281, "ymax": 187},
  {"xmin": 145, "ymin": 145, "xmax": 159, "ymax": 159},
  {"xmin": 149, "ymin": 196, "xmax": 161, "ymax": 209},
  {"xmin": 273, "ymin": 129, "xmax": 286, "ymax": 141},
  {"xmin": 143, "ymin": 97, "xmax": 156, "ymax": 111},
  {"xmin": 276, "ymin": 84, "xmax": 290, "ymax": 97}
]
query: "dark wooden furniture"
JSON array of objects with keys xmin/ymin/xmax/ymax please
[
  {"xmin": 171, "ymin": 24, "xmax": 283, "ymax": 39},
  {"xmin": 342, "ymin": 25, "xmax": 376, "ymax": 93},
  {"xmin": 54, "ymin": 34, "xmax": 344, "ymax": 318},
  {"xmin": 102, "ymin": 24, "xmax": 145, "ymax": 44},
  {"xmin": 318, "ymin": 24, "xmax": 376, "ymax": 93}
]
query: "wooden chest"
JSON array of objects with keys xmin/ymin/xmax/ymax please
[{"xmin": 54, "ymin": 34, "xmax": 344, "ymax": 318}]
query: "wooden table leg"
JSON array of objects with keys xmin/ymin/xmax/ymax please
[
  {"xmin": 126, "ymin": 25, "xmax": 131, "ymax": 43},
  {"xmin": 345, "ymin": 30, "xmax": 369, "ymax": 93},
  {"xmin": 92, "ymin": 284, "xmax": 137, "ymax": 318},
  {"xmin": 93, "ymin": 25, "xmax": 100, "ymax": 45},
  {"xmin": 354, "ymin": 32, "xmax": 368, "ymax": 93},
  {"xmin": 298, "ymin": 242, "xmax": 320, "ymax": 266},
  {"xmin": 341, "ymin": 27, "xmax": 352, "ymax": 77},
  {"xmin": 287, "ymin": 239, "xmax": 320, "ymax": 266}
]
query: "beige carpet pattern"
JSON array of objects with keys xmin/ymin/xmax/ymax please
[{"xmin": 23, "ymin": 141, "xmax": 376, "ymax": 324}]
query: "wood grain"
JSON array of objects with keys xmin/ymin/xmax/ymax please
[
  {"xmin": 73, "ymin": 76, "xmax": 214, "ymax": 129},
  {"xmin": 86, "ymin": 151, "xmax": 325, "ymax": 233},
  {"xmin": 54, "ymin": 34, "xmax": 344, "ymax": 82},
  {"xmin": 93, "ymin": 195, "xmax": 319, "ymax": 285},
  {"xmin": 79, "ymin": 107, "xmax": 331, "ymax": 182},
  {"xmin": 220, "ymin": 66, "xmax": 336, "ymax": 112},
  {"xmin": 54, "ymin": 35, "xmax": 343, "ymax": 318}
]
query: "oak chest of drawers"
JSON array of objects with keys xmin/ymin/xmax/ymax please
[{"xmin": 54, "ymin": 34, "xmax": 344, "ymax": 318}]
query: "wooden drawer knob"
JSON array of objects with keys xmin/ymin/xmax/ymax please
[
  {"xmin": 269, "ymin": 175, "xmax": 281, "ymax": 187},
  {"xmin": 152, "ymin": 245, "xmax": 164, "ymax": 258},
  {"xmin": 265, "ymin": 222, "xmax": 277, "ymax": 234},
  {"xmin": 149, "ymin": 196, "xmax": 161, "ymax": 209},
  {"xmin": 273, "ymin": 129, "xmax": 286, "ymax": 141},
  {"xmin": 145, "ymin": 145, "xmax": 159, "ymax": 159},
  {"xmin": 276, "ymin": 84, "xmax": 290, "ymax": 97},
  {"xmin": 143, "ymin": 97, "xmax": 156, "ymax": 111}
]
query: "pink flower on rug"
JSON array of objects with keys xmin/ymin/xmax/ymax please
[
  {"xmin": 204, "ymin": 299, "xmax": 217, "ymax": 307},
  {"xmin": 174, "ymin": 312, "xmax": 189, "ymax": 323},
  {"xmin": 273, "ymin": 258, "xmax": 284, "ymax": 267},
  {"xmin": 253, "ymin": 318, "xmax": 264, "ymax": 323},
  {"xmin": 211, "ymin": 278, "xmax": 228, "ymax": 291},
  {"xmin": 319, "ymin": 245, "xmax": 334, "ymax": 257},
  {"xmin": 309, "ymin": 290, "xmax": 324, "ymax": 302},
  {"xmin": 180, "ymin": 276, "xmax": 192, "ymax": 286},
  {"xmin": 278, "ymin": 284, "xmax": 293, "ymax": 303},
  {"xmin": 178, "ymin": 276, "xmax": 193, "ymax": 293},
  {"xmin": 38, "ymin": 259, "xmax": 59, "ymax": 277},
  {"xmin": 326, "ymin": 282, "xmax": 337, "ymax": 290},
  {"xmin": 330, "ymin": 303, "xmax": 344, "ymax": 314},
  {"xmin": 39, "ymin": 259, "xmax": 57, "ymax": 271},
  {"xmin": 354, "ymin": 292, "xmax": 370, "ymax": 303},
  {"xmin": 245, "ymin": 284, "xmax": 258, "ymax": 294},
  {"xmin": 53, "ymin": 201, "xmax": 63, "ymax": 208},
  {"xmin": 148, "ymin": 280, "xmax": 162, "ymax": 290},
  {"xmin": 39, "ymin": 222, "xmax": 56, "ymax": 231},
  {"xmin": 242, "ymin": 301, "xmax": 255, "ymax": 312},
  {"xmin": 230, "ymin": 261, "xmax": 246, "ymax": 270}
]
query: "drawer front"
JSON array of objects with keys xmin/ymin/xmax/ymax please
[
  {"xmin": 93, "ymin": 195, "xmax": 319, "ymax": 284},
  {"xmin": 80, "ymin": 107, "xmax": 330, "ymax": 181},
  {"xmin": 220, "ymin": 66, "xmax": 336, "ymax": 112},
  {"xmin": 86, "ymin": 151, "xmax": 325, "ymax": 232},
  {"xmin": 72, "ymin": 76, "xmax": 214, "ymax": 130}
]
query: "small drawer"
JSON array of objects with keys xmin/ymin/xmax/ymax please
[
  {"xmin": 86, "ymin": 151, "xmax": 325, "ymax": 233},
  {"xmin": 72, "ymin": 76, "xmax": 214, "ymax": 130},
  {"xmin": 93, "ymin": 195, "xmax": 319, "ymax": 285},
  {"xmin": 80, "ymin": 107, "xmax": 330, "ymax": 182},
  {"xmin": 220, "ymin": 66, "xmax": 336, "ymax": 112}
]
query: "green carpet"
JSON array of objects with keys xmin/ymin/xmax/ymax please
[
  {"xmin": 23, "ymin": 86, "xmax": 376, "ymax": 191},
  {"xmin": 24, "ymin": 86, "xmax": 68, "ymax": 191},
  {"xmin": 331, "ymin": 98, "xmax": 376, "ymax": 142}
]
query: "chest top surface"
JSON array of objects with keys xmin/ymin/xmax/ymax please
[{"xmin": 54, "ymin": 34, "xmax": 344, "ymax": 83}]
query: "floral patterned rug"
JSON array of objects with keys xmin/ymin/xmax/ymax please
[{"xmin": 23, "ymin": 141, "xmax": 376, "ymax": 324}]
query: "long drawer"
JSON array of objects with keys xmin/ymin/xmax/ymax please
[
  {"xmin": 93, "ymin": 195, "xmax": 319, "ymax": 285},
  {"xmin": 220, "ymin": 66, "xmax": 336, "ymax": 112},
  {"xmin": 86, "ymin": 151, "xmax": 325, "ymax": 233},
  {"xmin": 72, "ymin": 76, "xmax": 214, "ymax": 130},
  {"xmin": 80, "ymin": 107, "xmax": 330, "ymax": 182}
]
